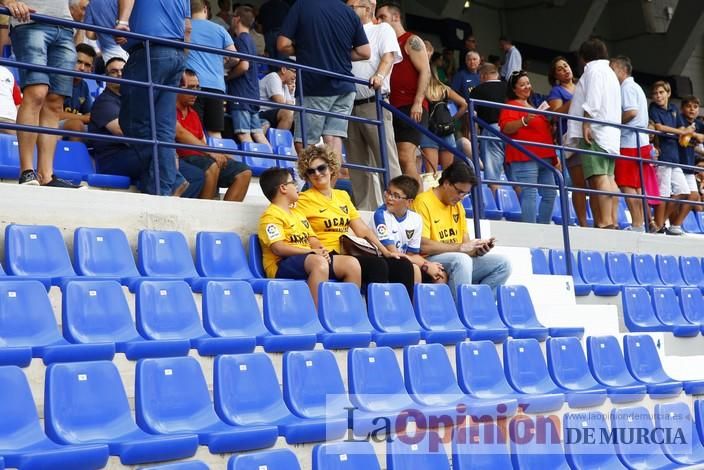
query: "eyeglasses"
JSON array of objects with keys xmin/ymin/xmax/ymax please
[
  {"xmin": 305, "ymin": 164, "xmax": 329, "ymax": 176},
  {"xmin": 385, "ymin": 190, "xmax": 411, "ymax": 201},
  {"xmin": 451, "ymin": 183, "xmax": 472, "ymax": 198},
  {"xmin": 281, "ymin": 180, "xmax": 296, "ymax": 187}
]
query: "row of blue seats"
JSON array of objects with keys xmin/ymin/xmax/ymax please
[
  {"xmin": 532, "ymin": 248, "xmax": 704, "ymax": 296},
  {"xmin": 623, "ymin": 286, "xmax": 704, "ymax": 337},
  {"xmin": 207, "ymin": 128, "xmax": 295, "ymax": 176}
]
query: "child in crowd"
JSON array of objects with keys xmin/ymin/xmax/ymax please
[
  {"xmin": 370, "ymin": 175, "xmax": 447, "ymax": 284},
  {"xmin": 258, "ymin": 168, "xmax": 361, "ymax": 307},
  {"xmin": 678, "ymin": 96, "xmax": 704, "ymax": 217}
]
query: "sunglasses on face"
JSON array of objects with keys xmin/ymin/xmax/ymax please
[{"xmin": 306, "ymin": 164, "xmax": 329, "ymax": 176}]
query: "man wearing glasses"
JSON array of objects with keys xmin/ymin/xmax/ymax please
[{"xmin": 413, "ymin": 162, "xmax": 511, "ymax": 300}]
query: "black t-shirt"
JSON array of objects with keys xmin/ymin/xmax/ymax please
[
  {"xmin": 469, "ymin": 80, "xmax": 507, "ymax": 124},
  {"xmin": 87, "ymin": 88, "xmax": 127, "ymax": 159},
  {"xmin": 258, "ymin": 0, "xmax": 290, "ymax": 33}
]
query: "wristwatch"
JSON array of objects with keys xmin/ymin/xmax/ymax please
[
  {"xmin": 115, "ymin": 20, "xmax": 129, "ymax": 26},
  {"xmin": 421, "ymin": 262, "xmax": 429, "ymax": 273}
]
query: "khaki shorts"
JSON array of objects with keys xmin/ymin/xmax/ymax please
[{"xmin": 579, "ymin": 140, "xmax": 615, "ymax": 179}]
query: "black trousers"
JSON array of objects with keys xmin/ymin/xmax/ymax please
[{"xmin": 354, "ymin": 255, "xmax": 416, "ymax": 300}]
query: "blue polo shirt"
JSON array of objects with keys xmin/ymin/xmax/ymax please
[
  {"xmin": 228, "ymin": 32, "xmax": 259, "ymax": 113},
  {"xmin": 125, "ymin": 0, "xmax": 190, "ymax": 51},
  {"xmin": 186, "ymin": 19, "xmax": 233, "ymax": 92},
  {"xmin": 279, "ymin": 0, "xmax": 368, "ymax": 97},
  {"xmin": 451, "ymin": 69, "xmax": 480, "ymax": 102},
  {"xmin": 649, "ymin": 102, "xmax": 684, "ymax": 164},
  {"xmin": 679, "ymin": 118, "xmax": 704, "ymax": 173}
]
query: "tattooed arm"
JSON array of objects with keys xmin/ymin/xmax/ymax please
[{"xmin": 405, "ymin": 34, "xmax": 430, "ymax": 122}]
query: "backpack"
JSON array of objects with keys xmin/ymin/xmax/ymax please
[{"xmin": 428, "ymin": 91, "xmax": 454, "ymax": 137}]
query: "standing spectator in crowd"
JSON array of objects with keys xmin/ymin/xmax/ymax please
[
  {"xmin": 258, "ymin": 0, "xmax": 289, "ymax": 61},
  {"xmin": 430, "ymin": 52, "xmax": 447, "ymax": 84},
  {"xmin": 677, "ymin": 95, "xmax": 704, "ymax": 222},
  {"xmin": 278, "ymin": 0, "xmax": 370, "ymax": 158},
  {"xmin": 649, "ymin": 80, "xmax": 694, "ymax": 234},
  {"xmin": 176, "ymin": 69, "xmax": 252, "ymax": 201},
  {"xmin": 566, "ymin": 38, "xmax": 621, "ymax": 229},
  {"xmin": 69, "ymin": 0, "xmax": 90, "ymax": 45},
  {"xmin": 413, "ymin": 162, "xmax": 511, "ymax": 300},
  {"xmin": 258, "ymin": 167, "xmax": 361, "ymax": 307},
  {"xmin": 211, "ymin": 0, "xmax": 231, "ymax": 29},
  {"xmin": 84, "ymin": 0, "xmax": 130, "ymax": 68},
  {"xmin": 59, "ymin": 43, "xmax": 95, "ymax": 140},
  {"xmin": 346, "ymin": 0, "xmax": 402, "ymax": 211},
  {"xmin": 116, "ymin": 0, "xmax": 191, "ymax": 197},
  {"xmin": 441, "ymin": 48, "xmax": 457, "ymax": 83},
  {"xmin": 610, "ymin": 55, "xmax": 650, "ymax": 232},
  {"xmin": 187, "ymin": 0, "xmax": 238, "ymax": 140},
  {"xmin": 469, "ymin": 63, "xmax": 506, "ymax": 192},
  {"xmin": 5, "ymin": 0, "xmax": 78, "ymax": 187},
  {"xmin": 499, "ymin": 70, "xmax": 557, "ymax": 224},
  {"xmin": 499, "ymin": 36, "xmax": 522, "ymax": 80},
  {"xmin": 452, "ymin": 51, "xmax": 481, "ymax": 105},
  {"xmin": 377, "ymin": 1, "xmax": 430, "ymax": 183},
  {"xmin": 259, "ymin": 64, "xmax": 296, "ymax": 131},
  {"xmin": 228, "ymin": 5, "xmax": 269, "ymax": 146},
  {"xmin": 0, "ymin": 64, "xmax": 23, "ymax": 135},
  {"xmin": 695, "ymin": 156, "xmax": 704, "ymax": 204}
]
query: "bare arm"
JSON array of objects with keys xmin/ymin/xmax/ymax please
[
  {"xmin": 117, "ymin": 0, "xmax": 134, "ymax": 22},
  {"xmin": 227, "ymin": 58, "xmax": 249, "ymax": 79},
  {"xmin": 406, "ymin": 35, "xmax": 430, "ymax": 121},
  {"xmin": 622, "ymin": 109, "xmax": 637, "ymax": 124},
  {"xmin": 277, "ymin": 35, "xmax": 295, "ymax": 56},
  {"xmin": 223, "ymin": 44, "xmax": 240, "ymax": 68},
  {"xmin": 104, "ymin": 118, "xmax": 123, "ymax": 136},
  {"xmin": 349, "ymin": 218, "xmax": 397, "ymax": 258},
  {"xmin": 351, "ymin": 43, "xmax": 371, "ymax": 62},
  {"xmin": 2, "ymin": 0, "xmax": 31, "ymax": 22},
  {"xmin": 548, "ymin": 98, "xmax": 570, "ymax": 114},
  {"xmin": 653, "ymin": 122, "xmax": 693, "ymax": 136},
  {"xmin": 369, "ymin": 51, "xmax": 395, "ymax": 90},
  {"xmin": 269, "ymin": 240, "xmax": 315, "ymax": 257},
  {"xmin": 175, "ymin": 120, "xmax": 205, "ymax": 147}
]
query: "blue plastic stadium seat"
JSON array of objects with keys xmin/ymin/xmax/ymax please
[
  {"xmin": 267, "ymin": 128, "xmax": 294, "ymax": 151},
  {"xmin": 136, "ymin": 280, "xmax": 252, "ymax": 356},
  {"xmin": 530, "ymin": 248, "xmax": 550, "ymax": 274},
  {"xmin": 228, "ymin": 449, "xmax": 301, "ymax": 470},
  {"xmin": 481, "ymin": 185, "xmax": 503, "ymax": 220},
  {"xmin": 63, "ymin": 280, "xmax": 190, "ymax": 359},
  {"xmin": 317, "ymin": 282, "xmax": 373, "ymax": 348},
  {"xmin": 610, "ymin": 406, "xmax": 683, "ymax": 469},
  {"xmin": 632, "ymin": 253, "xmax": 664, "ymax": 287},
  {"xmin": 680, "ymin": 256, "xmax": 704, "ymax": 287},
  {"xmin": 655, "ymin": 401, "xmax": 704, "ymax": 466},
  {"xmin": 563, "ymin": 411, "xmax": 626, "ymax": 469},
  {"xmin": 54, "ymin": 141, "xmax": 131, "ymax": 188},
  {"xmin": 45, "ymin": 361, "xmax": 199, "ymax": 465},
  {"xmin": 0, "ymin": 280, "xmax": 114, "ymax": 366},
  {"xmin": 462, "ymin": 196, "xmax": 474, "ymax": 218},
  {"xmin": 651, "ymin": 287, "xmax": 700, "ymax": 337},
  {"xmin": 496, "ymin": 187, "xmax": 522, "ymax": 221},
  {"xmin": 276, "ymin": 145, "xmax": 297, "ymax": 169},
  {"xmin": 456, "ymin": 284, "xmax": 508, "ymax": 342},
  {"xmin": 585, "ymin": 335, "xmax": 647, "ymax": 402},
  {"xmin": 412, "ymin": 284, "xmax": 467, "ymax": 344},
  {"xmin": 214, "ymin": 353, "xmax": 342, "ymax": 444},
  {"xmin": 73, "ymin": 227, "xmax": 143, "ymax": 287},
  {"xmin": 622, "ymin": 286, "xmax": 697, "ymax": 336},
  {"xmin": 585, "ymin": 197, "xmax": 594, "ymax": 226},
  {"xmin": 241, "ymin": 141, "xmax": 276, "ymax": 176},
  {"xmin": 404, "ymin": 343, "xmax": 517, "ymax": 417},
  {"xmin": 498, "ymin": 285, "xmax": 583, "ymax": 339},
  {"xmin": 247, "ymin": 234, "xmax": 268, "ymax": 279},
  {"xmin": 616, "ymin": 197, "xmax": 632, "ymax": 229},
  {"xmin": 549, "ymin": 249, "xmax": 591, "ymax": 296},
  {"xmin": 0, "ymin": 133, "xmax": 20, "ymax": 178},
  {"xmin": 135, "ymin": 356, "xmax": 278, "ymax": 453},
  {"xmin": 140, "ymin": 461, "xmax": 210, "ymax": 470},
  {"xmin": 387, "ymin": 431, "xmax": 451, "ymax": 470},
  {"xmin": 578, "ymin": 250, "xmax": 621, "ymax": 296},
  {"xmin": 261, "ymin": 280, "xmax": 323, "ymax": 352},
  {"xmin": 679, "ymin": 287, "xmax": 704, "ymax": 332},
  {"xmin": 452, "ymin": 421, "xmax": 513, "ymax": 469},
  {"xmin": 0, "ymin": 365, "xmax": 110, "ymax": 469},
  {"xmin": 683, "ymin": 211, "xmax": 703, "ymax": 233},
  {"xmin": 509, "ymin": 414, "xmax": 570, "ymax": 469},
  {"xmin": 5, "ymin": 223, "xmax": 79, "ymax": 287},
  {"xmin": 367, "ymin": 283, "xmax": 423, "ymax": 347},
  {"xmin": 202, "ymin": 280, "xmax": 268, "ymax": 350},
  {"xmin": 207, "ymin": 136, "xmax": 240, "ymax": 161},
  {"xmin": 605, "ymin": 251, "xmax": 639, "ymax": 286},
  {"xmin": 195, "ymin": 231, "xmax": 268, "ymax": 293},
  {"xmin": 656, "ymin": 254, "xmax": 688, "ymax": 287},
  {"xmin": 696, "ymin": 401, "xmax": 704, "ymax": 452},
  {"xmin": 551, "ymin": 194, "xmax": 577, "ymax": 225},
  {"xmin": 312, "ymin": 441, "xmax": 381, "ymax": 470},
  {"xmin": 138, "ymin": 230, "xmax": 209, "ymax": 291},
  {"xmin": 546, "ymin": 337, "xmax": 608, "ymax": 401}
]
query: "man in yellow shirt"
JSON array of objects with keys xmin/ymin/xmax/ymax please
[
  {"xmin": 258, "ymin": 168, "xmax": 361, "ymax": 307},
  {"xmin": 413, "ymin": 162, "xmax": 511, "ymax": 299}
]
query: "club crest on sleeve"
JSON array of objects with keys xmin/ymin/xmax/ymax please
[
  {"xmin": 377, "ymin": 224, "xmax": 388, "ymax": 237},
  {"xmin": 405, "ymin": 229, "xmax": 415, "ymax": 239},
  {"xmin": 340, "ymin": 205, "xmax": 349, "ymax": 214}
]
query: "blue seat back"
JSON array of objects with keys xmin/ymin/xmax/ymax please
[
  {"xmin": 651, "ymin": 287, "xmax": 689, "ymax": 327},
  {"xmin": 0, "ymin": 280, "xmax": 63, "ymax": 347},
  {"xmin": 54, "ymin": 141, "xmax": 95, "ymax": 178},
  {"xmin": 695, "ymin": 400, "xmax": 704, "ymax": 446},
  {"xmin": 632, "ymin": 253, "xmax": 663, "ymax": 285},
  {"xmin": 616, "ymin": 197, "xmax": 631, "ymax": 229},
  {"xmin": 563, "ymin": 411, "xmax": 623, "ymax": 469},
  {"xmin": 578, "ymin": 250, "xmax": 612, "ymax": 284},
  {"xmin": 412, "ymin": 283, "xmax": 464, "ymax": 331},
  {"xmin": 503, "ymin": 338, "xmax": 557, "ymax": 393},
  {"xmin": 481, "ymin": 185, "xmax": 500, "ymax": 216},
  {"xmin": 496, "ymin": 187, "xmax": 521, "ymax": 214},
  {"xmin": 680, "ymin": 256, "xmax": 704, "ymax": 286},
  {"xmin": 622, "ymin": 286, "xmax": 661, "ymax": 329},
  {"xmin": 404, "ymin": 343, "xmax": 462, "ymax": 397},
  {"xmin": 5, "ymin": 224, "xmax": 76, "ymax": 278},
  {"xmin": 136, "ymin": 280, "xmax": 206, "ymax": 341},
  {"xmin": 549, "ymin": 249, "xmax": 582, "ymax": 281},
  {"xmin": 497, "ymin": 285, "xmax": 545, "ymax": 329},
  {"xmin": 263, "ymin": 280, "xmax": 324, "ymax": 335},
  {"xmin": 679, "ymin": 287, "xmax": 704, "ymax": 324},
  {"xmin": 276, "ymin": 146, "xmax": 297, "ymax": 169},
  {"xmin": 462, "ymin": 196, "xmax": 474, "ymax": 218},
  {"xmin": 367, "ymin": 283, "xmax": 423, "ymax": 333},
  {"xmin": 530, "ymin": 248, "xmax": 550, "ymax": 275},
  {"xmin": 456, "ymin": 284, "xmax": 506, "ymax": 330},
  {"xmin": 0, "ymin": 133, "xmax": 20, "ymax": 177},
  {"xmin": 509, "ymin": 415, "xmax": 569, "ymax": 469},
  {"xmin": 348, "ymin": 347, "xmax": 407, "ymax": 396},
  {"xmin": 605, "ymin": 251, "xmax": 637, "ymax": 285},
  {"xmin": 586, "ymin": 336, "xmax": 635, "ymax": 386},
  {"xmin": 207, "ymin": 137, "xmax": 241, "ymax": 162},
  {"xmin": 267, "ymin": 128, "xmax": 294, "ymax": 149},
  {"xmin": 137, "ymin": 230, "xmax": 198, "ymax": 278},
  {"xmin": 312, "ymin": 442, "xmax": 381, "ymax": 470},
  {"xmin": 455, "ymin": 340, "xmax": 514, "ymax": 396},
  {"xmin": 318, "ymin": 282, "xmax": 374, "ymax": 333},
  {"xmin": 74, "ymin": 227, "xmax": 140, "ymax": 278},
  {"xmin": 656, "ymin": 255, "xmax": 686, "ymax": 286},
  {"xmin": 241, "ymin": 142, "xmax": 276, "ymax": 174},
  {"xmin": 0, "ymin": 365, "xmax": 48, "ymax": 447},
  {"xmin": 452, "ymin": 421, "xmax": 512, "ymax": 469},
  {"xmin": 654, "ymin": 402, "xmax": 698, "ymax": 458},
  {"xmin": 195, "ymin": 231, "xmax": 254, "ymax": 279},
  {"xmin": 610, "ymin": 406, "xmax": 672, "ymax": 466},
  {"xmin": 283, "ymin": 350, "xmax": 349, "ymax": 419},
  {"xmin": 546, "ymin": 337, "xmax": 599, "ymax": 390},
  {"xmin": 551, "ymin": 194, "xmax": 577, "ymax": 225},
  {"xmin": 228, "ymin": 449, "xmax": 300, "ymax": 470},
  {"xmin": 683, "ymin": 212, "xmax": 703, "ymax": 233},
  {"xmin": 387, "ymin": 431, "xmax": 451, "ymax": 470},
  {"xmin": 623, "ymin": 334, "xmax": 671, "ymax": 383},
  {"xmin": 202, "ymin": 281, "xmax": 268, "ymax": 338},
  {"xmin": 247, "ymin": 234, "xmax": 266, "ymax": 279}
]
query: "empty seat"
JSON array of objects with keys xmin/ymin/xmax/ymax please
[
  {"xmin": 549, "ymin": 249, "xmax": 591, "ymax": 296},
  {"xmin": 367, "ymin": 283, "xmax": 422, "ymax": 347},
  {"xmin": 651, "ymin": 287, "xmax": 700, "ymax": 337},
  {"xmin": 0, "ymin": 280, "xmax": 114, "ymax": 366},
  {"xmin": 228, "ymin": 449, "xmax": 300, "ymax": 470},
  {"xmin": 563, "ymin": 411, "xmax": 626, "ymax": 469},
  {"xmin": 632, "ymin": 253, "xmax": 664, "ymax": 286},
  {"xmin": 462, "ymin": 196, "xmax": 474, "ymax": 218},
  {"xmin": 0, "ymin": 133, "xmax": 20, "ymax": 178},
  {"xmin": 496, "ymin": 187, "xmax": 522, "ymax": 221},
  {"xmin": 509, "ymin": 414, "xmax": 570, "ymax": 469},
  {"xmin": 0, "ymin": 365, "xmax": 110, "ymax": 469},
  {"xmin": 452, "ymin": 421, "xmax": 513, "ymax": 469},
  {"xmin": 136, "ymin": 356, "xmax": 278, "ymax": 453},
  {"xmin": 53, "ymin": 140, "xmax": 93, "ymax": 183},
  {"xmin": 456, "ymin": 340, "xmax": 564, "ymax": 413},
  {"xmin": 63, "ymin": 280, "xmax": 190, "ymax": 359},
  {"xmin": 655, "ymin": 401, "xmax": 704, "ymax": 466},
  {"xmin": 616, "ymin": 197, "xmax": 632, "ymax": 229},
  {"xmin": 622, "ymin": 286, "xmax": 698, "ymax": 336},
  {"xmin": 137, "ymin": 230, "xmax": 204, "ymax": 290},
  {"xmin": 412, "ymin": 283, "xmax": 467, "ymax": 344},
  {"xmin": 312, "ymin": 441, "xmax": 381, "ymax": 470},
  {"xmin": 680, "ymin": 256, "xmax": 704, "ymax": 287},
  {"xmin": 195, "ymin": 231, "xmax": 267, "ymax": 292},
  {"xmin": 656, "ymin": 254, "xmax": 688, "ymax": 287},
  {"xmin": 136, "ymin": 280, "xmax": 251, "ymax": 356},
  {"xmin": 623, "ymin": 335, "xmax": 695, "ymax": 396},
  {"xmin": 578, "ymin": 250, "xmax": 620, "ymax": 296},
  {"xmin": 456, "ymin": 284, "xmax": 508, "ymax": 342},
  {"xmin": 317, "ymin": 282, "xmax": 373, "ymax": 348},
  {"xmin": 546, "ymin": 337, "xmax": 608, "ymax": 401},
  {"xmin": 530, "ymin": 248, "xmax": 550, "ymax": 275},
  {"xmin": 683, "ymin": 211, "xmax": 703, "ymax": 233},
  {"xmin": 551, "ymin": 194, "xmax": 577, "ymax": 225},
  {"xmin": 247, "ymin": 234, "xmax": 268, "ymax": 279},
  {"xmin": 45, "ymin": 361, "xmax": 199, "ymax": 465},
  {"xmin": 481, "ymin": 185, "xmax": 503, "ymax": 220},
  {"xmin": 261, "ymin": 280, "xmax": 323, "ymax": 351},
  {"xmin": 73, "ymin": 227, "xmax": 142, "ymax": 287},
  {"xmin": 387, "ymin": 431, "xmax": 451, "ymax": 470},
  {"xmin": 241, "ymin": 141, "xmax": 276, "ymax": 175},
  {"xmin": 586, "ymin": 335, "xmax": 647, "ymax": 402},
  {"xmin": 679, "ymin": 287, "xmax": 704, "ymax": 332},
  {"xmin": 267, "ymin": 128, "xmax": 294, "ymax": 152},
  {"xmin": 605, "ymin": 251, "xmax": 639, "ymax": 286},
  {"xmin": 140, "ymin": 461, "xmax": 209, "ymax": 470}
]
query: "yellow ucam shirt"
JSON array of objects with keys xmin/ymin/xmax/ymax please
[
  {"xmin": 296, "ymin": 188, "xmax": 360, "ymax": 252},
  {"xmin": 412, "ymin": 188, "xmax": 467, "ymax": 248},
  {"xmin": 258, "ymin": 204, "xmax": 317, "ymax": 278}
]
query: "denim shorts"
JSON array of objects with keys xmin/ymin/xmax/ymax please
[
  {"xmin": 294, "ymin": 92, "xmax": 355, "ymax": 143},
  {"xmin": 11, "ymin": 23, "xmax": 76, "ymax": 97},
  {"xmin": 420, "ymin": 132, "xmax": 456, "ymax": 150},
  {"xmin": 232, "ymin": 109, "xmax": 263, "ymax": 134}
]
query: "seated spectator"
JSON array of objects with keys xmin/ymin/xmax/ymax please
[
  {"xmin": 176, "ymin": 69, "xmax": 252, "ymax": 201},
  {"xmin": 84, "ymin": 0, "xmax": 130, "ymax": 69},
  {"xmin": 88, "ymin": 59, "xmax": 202, "ymax": 198},
  {"xmin": 0, "ymin": 64, "xmax": 22, "ymax": 135},
  {"xmin": 59, "ymin": 43, "xmax": 96, "ymax": 140},
  {"xmin": 370, "ymin": 175, "xmax": 447, "ymax": 284},
  {"xmin": 258, "ymin": 167, "xmax": 361, "ymax": 307},
  {"xmin": 259, "ymin": 64, "xmax": 295, "ymax": 131},
  {"xmin": 413, "ymin": 162, "xmax": 511, "ymax": 300}
]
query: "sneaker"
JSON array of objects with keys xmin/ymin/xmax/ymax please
[
  {"xmin": 656, "ymin": 225, "xmax": 667, "ymax": 234},
  {"xmin": 18, "ymin": 169, "xmax": 39, "ymax": 186},
  {"xmin": 665, "ymin": 225, "xmax": 684, "ymax": 236},
  {"xmin": 43, "ymin": 175, "xmax": 82, "ymax": 189}
]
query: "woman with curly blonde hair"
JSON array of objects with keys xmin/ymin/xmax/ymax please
[{"xmin": 296, "ymin": 145, "xmax": 417, "ymax": 298}]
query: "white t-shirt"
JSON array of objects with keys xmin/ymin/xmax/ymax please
[
  {"xmin": 619, "ymin": 76, "xmax": 649, "ymax": 149},
  {"xmin": 0, "ymin": 67, "xmax": 19, "ymax": 122},
  {"xmin": 369, "ymin": 206, "xmax": 422, "ymax": 254},
  {"xmin": 259, "ymin": 71, "xmax": 293, "ymax": 111},
  {"xmin": 351, "ymin": 22, "xmax": 402, "ymax": 99}
]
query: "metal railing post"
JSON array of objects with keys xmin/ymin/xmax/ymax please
[
  {"xmin": 468, "ymin": 100, "xmax": 483, "ymax": 238},
  {"xmin": 374, "ymin": 87, "xmax": 390, "ymax": 187},
  {"xmin": 635, "ymin": 132, "xmax": 650, "ymax": 229},
  {"xmin": 295, "ymin": 68, "xmax": 307, "ymax": 149}
]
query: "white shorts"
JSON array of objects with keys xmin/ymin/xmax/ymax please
[
  {"xmin": 656, "ymin": 165, "xmax": 689, "ymax": 197},
  {"xmin": 684, "ymin": 173, "xmax": 699, "ymax": 193}
]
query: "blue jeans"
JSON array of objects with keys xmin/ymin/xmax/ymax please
[
  {"xmin": 510, "ymin": 160, "xmax": 557, "ymax": 224},
  {"xmin": 480, "ymin": 123, "xmax": 504, "ymax": 181},
  {"xmin": 427, "ymin": 252, "xmax": 512, "ymax": 301},
  {"xmin": 119, "ymin": 45, "xmax": 185, "ymax": 196}
]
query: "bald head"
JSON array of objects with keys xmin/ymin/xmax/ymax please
[{"xmin": 478, "ymin": 62, "xmax": 498, "ymax": 82}]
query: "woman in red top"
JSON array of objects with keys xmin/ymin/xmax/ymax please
[{"xmin": 499, "ymin": 70, "xmax": 557, "ymax": 223}]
